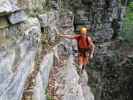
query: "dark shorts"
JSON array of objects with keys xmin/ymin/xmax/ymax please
[{"xmin": 79, "ymin": 48, "xmax": 91, "ymax": 57}]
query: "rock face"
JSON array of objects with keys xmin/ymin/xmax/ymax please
[
  {"xmin": 61, "ymin": 0, "xmax": 125, "ymax": 42},
  {"xmin": 23, "ymin": 17, "xmax": 41, "ymax": 45},
  {"xmin": 56, "ymin": 56, "xmax": 93, "ymax": 100},
  {"xmin": 0, "ymin": 0, "xmax": 75, "ymax": 100},
  {"xmin": 86, "ymin": 41, "xmax": 133, "ymax": 100},
  {"xmin": 0, "ymin": 17, "xmax": 9, "ymax": 29},
  {"xmin": 8, "ymin": 11, "xmax": 27, "ymax": 24},
  {"xmin": 47, "ymin": 43, "xmax": 94, "ymax": 100},
  {"xmin": 38, "ymin": 11, "xmax": 60, "ymax": 41},
  {"xmin": 38, "ymin": 10, "xmax": 74, "ymax": 41},
  {"xmin": 0, "ymin": 0, "xmax": 19, "ymax": 15},
  {"xmin": 0, "ymin": 0, "xmax": 130, "ymax": 100}
]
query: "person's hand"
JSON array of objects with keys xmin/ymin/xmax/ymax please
[
  {"xmin": 59, "ymin": 34, "xmax": 64, "ymax": 37},
  {"xmin": 59, "ymin": 33, "xmax": 64, "ymax": 37},
  {"xmin": 90, "ymin": 54, "xmax": 93, "ymax": 59}
]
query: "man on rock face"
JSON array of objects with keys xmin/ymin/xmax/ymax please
[{"xmin": 60, "ymin": 27, "xmax": 95, "ymax": 73}]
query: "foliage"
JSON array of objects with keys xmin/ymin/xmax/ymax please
[
  {"xmin": 120, "ymin": 2, "xmax": 133, "ymax": 44},
  {"xmin": 47, "ymin": 95, "xmax": 54, "ymax": 100},
  {"xmin": 128, "ymin": 2, "xmax": 133, "ymax": 11}
]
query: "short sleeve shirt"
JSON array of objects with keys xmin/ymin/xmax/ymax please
[{"xmin": 73, "ymin": 35, "xmax": 92, "ymax": 48}]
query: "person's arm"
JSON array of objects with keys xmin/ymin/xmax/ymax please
[
  {"xmin": 88, "ymin": 37, "xmax": 95, "ymax": 59},
  {"xmin": 60, "ymin": 34, "xmax": 79, "ymax": 39}
]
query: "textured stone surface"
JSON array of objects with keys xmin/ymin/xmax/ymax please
[
  {"xmin": 8, "ymin": 10, "xmax": 27, "ymax": 24},
  {"xmin": 51, "ymin": 0, "xmax": 60, "ymax": 10},
  {"xmin": 48, "ymin": 51, "xmax": 94, "ymax": 100},
  {"xmin": 47, "ymin": 25, "xmax": 58, "ymax": 41},
  {"xmin": 59, "ymin": 11, "xmax": 74, "ymax": 34},
  {"xmin": 23, "ymin": 17, "xmax": 41, "ymax": 46},
  {"xmin": 47, "ymin": 11, "xmax": 59, "ymax": 25},
  {"xmin": 38, "ymin": 11, "xmax": 59, "ymax": 27},
  {"xmin": 0, "ymin": 17, "xmax": 9, "ymax": 29},
  {"xmin": 0, "ymin": 0, "xmax": 130, "ymax": 100},
  {"xmin": 87, "ymin": 41, "xmax": 133, "ymax": 100},
  {"xmin": 38, "ymin": 14, "xmax": 48, "ymax": 27},
  {"xmin": 59, "ymin": 56, "xmax": 94, "ymax": 100},
  {"xmin": 61, "ymin": 0, "xmax": 124, "ymax": 41},
  {"xmin": 95, "ymin": 29, "xmax": 113, "ymax": 42},
  {"xmin": 0, "ymin": 0, "xmax": 19, "ymax": 16},
  {"xmin": 16, "ymin": 0, "xmax": 48, "ymax": 15},
  {"xmin": 39, "ymin": 10, "xmax": 74, "ymax": 41},
  {"xmin": 0, "ymin": 0, "xmax": 12, "ymax": 15}
]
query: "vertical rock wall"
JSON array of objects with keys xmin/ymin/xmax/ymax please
[
  {"xmin": 61, "ymin": 0, "xmax": 126, "ymax": 42},
  {"xmin": 0, "ymin": 0, "xmax": 75, "ymax": 100},
  {"xmin": 0, "ymin": 0, "xmax": 128, "ymax": 100}
]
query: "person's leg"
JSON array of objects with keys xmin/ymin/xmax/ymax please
[
  {"xmin": 82, "ymin": 64, "xmax": 85, "ymax": 71},
  {"xmin": 79, "ymin": 64, "xmax": 83, "ymax": 70},
  {"xmin": 82, "ymin": 52, "xmax": 87, "ymax": 70},
  {"xmin": 81, "ymin": 52, "xmax": 90, "ymax": 72},
  {"xmin": 79, "ymin": 54, "xmax": 84, "ymax": 74}
]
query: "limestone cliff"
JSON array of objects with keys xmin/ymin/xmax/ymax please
[{"xmin": 0, "ymin": 0, "xmax": 132, "ymax": 100}]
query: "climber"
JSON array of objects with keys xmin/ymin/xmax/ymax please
[{"xmin": 60, "ymin": 27, "xmax": 95, "ymax": 73}]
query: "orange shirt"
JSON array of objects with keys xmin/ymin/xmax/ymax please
[{"xmin": 74, "ymin": 35, "xmax": 92, "ymax": 49}]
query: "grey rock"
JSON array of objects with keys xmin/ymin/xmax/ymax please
[
  {"xmin": 95, "ymin": 29, "xmax": 113, "ymax": 42},
  {"xmin": 23, "ymin": 17, "xmax": 41, "ymax": 46},
  {"xmin": 59, "ymin": 11, "xmax": 74, "ymax": 33},
  {"xmin": 33, "ymin": 53, "xmax": 54, "ymax": 100},
  {"xmin": 74, "ymin": 18, "xmax": 90, "ymax": 25},
  {"xmin": 0, "ymin": 0, "xmax": 12, "ymax": 15},
  {"xmin": 80, "ymin": 71, "xmax": 95, "ymax": 100},
  {"xmin": 9, "ymin": 0, "xmax": 20, "ymax": 12},
  {"xmin": 38, "ymin": 11, "xmax": 59, "ymax": 27},
  {"xmin": 55, "ymin": 56, "xmax": 94, "ymax": 100},
  {"xmin": 23, "ymin": 17, "xmax": 41, "ymax": 32},
  {"xmin": 0, "ymin": 0, "xmax": 20, "ymax": 16},
  {"xmin": 47, "ymin": 11, "xmax": 59, "ymax": 25},
  {"xmin": 38, "ymin": 14, "xmax": 48, "ymax": 27},
  {"xmin": 47, "ymin": 25, "xmax": 58, "ymax": 41},
  {"xmin": 82, "ymin": 0, "xmax": 93, "ymax": 4},
  {"xmin": 8, "ymin": 10, "xmax": 27, "ymax": 24},
  {"xmin": 62, "ymin": 0, "xmax": 124, "ymax": 39},
  {"xmin": 51, "ymin": 0, "xmax": 60, "ymax": 10}
]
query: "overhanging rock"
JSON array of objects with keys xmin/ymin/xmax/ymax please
[
  {"xmin": 38, "ymin": 11, "xmax": 59, "ymax": 27},
  {"xmin": 23, "ymin": 17, "xmax": 41, "ymax": 46},
  {"xmin": 0, "ymin": 17, "xmax": 9, "ymax": 29},
  {"xmin": 38, "ymin": 14, "xmax": 48, "ymax": 27},
  {"xmin": 0, "ymin": 0, "xmax": 20, "ymax": 16},
  {"xmin": 8, "ymin": 10, "xmax": 27, "ymax": 24}
]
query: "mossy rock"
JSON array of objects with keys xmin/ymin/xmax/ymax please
[
  {"xmin": 0, "ymin": 16, "xmax": 9, "ymax": 29},
  {"xmin": 0, "ymin": 12, "xmax": 10, "ymax": 16}
]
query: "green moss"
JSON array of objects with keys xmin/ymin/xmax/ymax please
[
  {"xmin": 47, "ymin": 95, "xmax": 54, "ymax": 100},
  {"xmin": 45, "ymin": 88, "xmax": 54, "ymax": 100},
  {"xmin": 128, "ymin": 2, "xmax": 133, "ymax": 11},
  {"xmin": 120, "ymin": 3, "xmax": 133, "ymax": 44}
]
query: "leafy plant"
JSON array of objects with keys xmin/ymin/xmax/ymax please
[
  {"xmin": 47, "ymin": 95, "xmax": 54, "ymax": 100},
  {"xmin": 120, "ymin": 2, "xmax": 133, "ymax": 44},
  {"xmin": 128, "ymin": 2, "xmax": 133, "ymax": 11}
]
